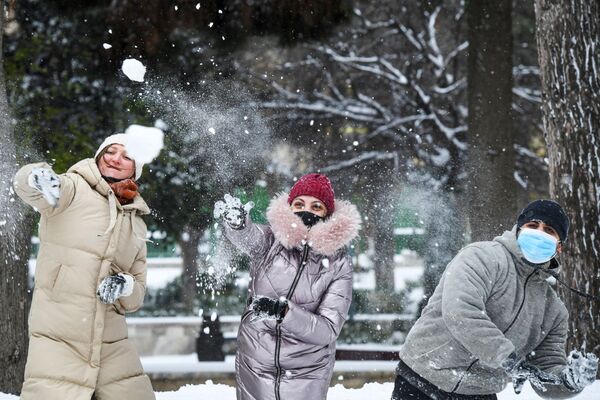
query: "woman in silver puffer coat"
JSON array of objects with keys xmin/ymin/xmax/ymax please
[{"xmin": 214, "ymin": 173, "xmax": 361, "ymax": 400}]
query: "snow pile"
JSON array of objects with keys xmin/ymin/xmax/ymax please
[
  {"xmin": 124, "ymin": 124, "xmax": 164, "ymax": 164},
  {"xmin": 157, "ymin": 381, "xmax": 236, "ymax": 399},
  {"xmin": 121, "ymin": 58, "xmax": 147, "ymax": 82},
  {"xmin": 153, "ymin": 381, "xmax": 600, "ymax": 399},
  {"xmin": 154, "ymin": 381, "xmax": 394, "ymax": 399},
  {"xmin": 3, "ymin": 380, "xmax": 599, "ymax": 399},
  {"xmin": 0, "ymin": 380, "xmax": 600, "ymax": 400}
]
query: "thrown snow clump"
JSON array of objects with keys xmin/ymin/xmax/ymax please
[
  {"xmin": 124, "ymin": 124, "xmax": 164, "ymax": 164},
  {"xmin": 121, "ymin": 58, "xmax": 146, "ymax": 82}
]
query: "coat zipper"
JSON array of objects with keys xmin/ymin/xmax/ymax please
[
  {"xmin": 451, "ymin": 269, "xmax": 538, "ymax": 393},
  {"xmin": 501, "ymin": 270, "xmax": 536, "ymax": 335},
  {"xmin": 274, "ymin": 243, "xmax": 310, "ymax": 400}
]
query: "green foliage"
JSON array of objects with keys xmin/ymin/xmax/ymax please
[
  {"xmin": 4, "ymin": 3, "xmax": 131, "ymax": 167},
  {"xmin": 236, "ymin": 184, "xmax": 270, "ymax": 225},
  {"xmin": 142, "ymin": 135, "xmax": 218, "ymax": 237}
]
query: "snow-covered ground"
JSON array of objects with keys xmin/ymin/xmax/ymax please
[
  {"xmin": 1, "ymin": 381, "xmax": 598, "ymax": 399},
  {"xmin": 139, "ymin": 355, "xmax": 600, "ymax": 399},
  {"xmin": 0, "ymin": 346, "xmax": 597, "ymax": 400},
  {"xmin": 156, "ymin": 381, "xmax": 600, "ymax": 400}
]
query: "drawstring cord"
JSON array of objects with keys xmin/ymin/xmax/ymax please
[
  {"xmin": 538, "ymin": 267, "xmax": 600, "ymax": 301},
  {"xmin": 519, "ymin": 256, "xmax": 600, "ymax": 301}
]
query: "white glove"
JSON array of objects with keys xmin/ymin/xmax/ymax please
[
  {"xmin": 562, "ymin": 350, "xmax": 598, "ymax": 392},
  {"xmin": 27, "ymin": 167, "xmax": 60, "ymax": 207},
  {"xmin": 214, "ymin": 194, "xmax": 254, "ymax": 230},
  {"xmin": 96, "ymin": 273, "xmax": 134, "ymax": 304}
]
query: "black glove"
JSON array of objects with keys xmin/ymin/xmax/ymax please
[
  {"xmin": 248, "ymin": 296, "xmax": 288, "ymax": 322},
  {"xmin": 502, "ymin": 352, "xmax": 562, "ymax": 394}
]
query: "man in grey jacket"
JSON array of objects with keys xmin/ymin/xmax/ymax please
[{"xmin": 393, "ymin": 199, "xmax": 598, "ymax": 399}]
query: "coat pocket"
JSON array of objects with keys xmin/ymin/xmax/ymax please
[
  {"xmin": 49, "ymin": 264, "xmax": 67, "ymax": 302},
  {"xmin": 33, "ymin": 259, "xmax": 58, "ymax": 288},
  {"xmin": 419, "ymin": 339, "xmax": 476, "ymax": 371}
]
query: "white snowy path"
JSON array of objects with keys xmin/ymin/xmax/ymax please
[
  {"xmin": 1, "ymin": 381, "xmax": 598, "ymax": 399},
  {"xmin": 151, "ymin": 381, "xmax": 600, "ymax": 399}
]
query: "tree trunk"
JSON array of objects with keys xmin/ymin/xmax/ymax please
[
  {"xmin": 372, "ymin": 195, "xmax": 395, "ymax": 295},
  {"xmin": 0, "ymin": 6, "xmax": 32, "ymax": 394},
  {"xmin": 535, "ymin": 0, "xmax": 600, "ymax": 354},
  {"xmin": 179, "ymin": 225, "xmax": 203, "ymax": 314},
  {"xmin": 467, "ymin": 0, "xmax": 517, "ymax": 241},
  {"xmin": 369, "ymin": 166, "xmax": 399, "ymax": 296}
]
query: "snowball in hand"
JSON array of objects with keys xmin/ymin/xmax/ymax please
[
  {"xmin": 121, "ymin": 58, "xmax": 146, "ymax": 82},
  {"xmin": 124, "ymin": 124, "xmax": 164, "ymax": 164}
]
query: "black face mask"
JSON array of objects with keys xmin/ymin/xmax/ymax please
[{"xmin": 294, "ymin": 211, "xmax": 324, "ymax": 227}]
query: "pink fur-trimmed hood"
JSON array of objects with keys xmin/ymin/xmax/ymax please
[{"xmin": 265, "ymin": 193, "xmax": 361, "ymax": 256}]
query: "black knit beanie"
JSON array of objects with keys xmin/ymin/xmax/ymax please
[{"xmin": 516, "ymin": 199, "xmax": 570, "ymax": 242}]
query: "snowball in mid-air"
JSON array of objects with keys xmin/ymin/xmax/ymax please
[
  {"xmin": 124, "ymin": 124, "xmax": 164, "ymax": 164},
  {"xmin": 121, "ymin": 58, "xmax": 146, "ymax": 82},
  {"xmin": 103, "ymin": 43, "xmax": 112, "ymax": 49}
]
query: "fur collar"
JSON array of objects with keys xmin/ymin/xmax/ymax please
[{"xmin": 266, "ymin": 193, "xmax": 361, "ymax": 257}]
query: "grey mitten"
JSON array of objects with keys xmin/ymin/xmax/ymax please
[
  {"xmin": 502, "ymin": 353, "xmax": 562, "ymax": 394},
  {"xmin": 562, "ymin": 350, "xmax": 598, "ymax": 392},
  {"xmin": 97, "ymin": 273, "xmax": 134, "ymax": 304},
  {"xmin": 213, "ymin": 194, "xmax": 254, "ymax": 230},
  {"xmin": 28, "ymin": 167, "xmax": 60, "ymax": 207}
]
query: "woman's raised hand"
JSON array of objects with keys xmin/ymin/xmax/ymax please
[
  {"xmin": 214, "ymin": 194, "xmax": 254, "ymax": 230},
  {"xmin": 28, "ymin": 167, "xmax": 60, "ymax": 207}
]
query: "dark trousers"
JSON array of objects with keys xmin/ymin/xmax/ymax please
[{"xmin": 391, "ymin": 361, "xmax": 498, "ymax": 400}]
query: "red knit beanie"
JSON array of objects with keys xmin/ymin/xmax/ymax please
[{"xmin": 288, "ymin": 173, "xmax": 335, "ymax": 214}]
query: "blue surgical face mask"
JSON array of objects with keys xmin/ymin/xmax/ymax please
[{"xmin": 517, "ymin": 228, "xmax": 559, "ymax": 264}]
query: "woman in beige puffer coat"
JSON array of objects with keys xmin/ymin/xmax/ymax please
[{"xmin": 13, "ymin": 134, "xmax": 155, "ymax": 400}]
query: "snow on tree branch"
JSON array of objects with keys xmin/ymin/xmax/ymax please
[
  {"xmin": 321, "ymin": 151, "xmax": 397, "ymax": 173},
  {"xmin": 259, "ymin": 3, "xmax": 469, "ymax": 186},
  {"xmin": 256, "ymin": 2, "xmax": 541, "ymax": 190}
]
